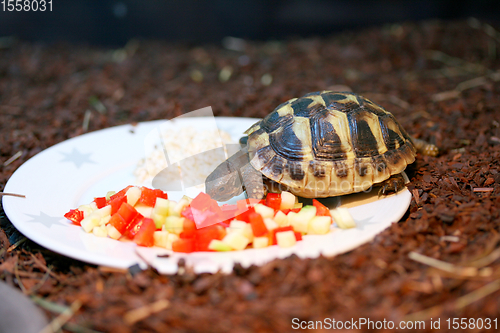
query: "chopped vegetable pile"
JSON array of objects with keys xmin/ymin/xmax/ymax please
[{"xmin": 64, "ymin": 186, "xmax": 356, "ymax": 253}]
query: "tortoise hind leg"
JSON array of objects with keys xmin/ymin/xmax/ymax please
[
  {"xmin": 412, "ymin": 137, "xmax": 439, "ymax": 156},
  {"xmin": 378, "ymin": 173, "xmax": 406, "ymax": 197}
]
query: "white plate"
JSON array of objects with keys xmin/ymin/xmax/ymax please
[{"xmin": 3, "ymin": 117, "xmax": 411, "ymax": 274}]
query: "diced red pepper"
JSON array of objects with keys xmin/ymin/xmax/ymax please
[
  {"xmin": 188, "ymin": 192, "xmax": 223, "ymax": 228},
  {"xmin": 236, "ymin": 199, "xmax": 248, "ymax": 211},
  {"xmin": 236, "ymin": 197, "xmax": 263, "ymax": 209},
  {"xmin": 194, "ymin": 224, "xmax": 226, "ymax": 251},
  {"xmin": 190, "ymin": 192, "xmax": 221, "ymax": 214},
  {"xmin": 207, "ymin": 224, "xmax": 226, "ymax": 237},
  {"xmin": 117, "ymin": 203, "xmax": 138, "ymax": 223},
  {"xmin": 220, "ymin": 204, "xmax": 238, "ymax": 222},
  {"xmin": 183, "ymin": 218, "xmax": 197, "ymax": 231},
  {"xmin": 64, "ymin": 209, "xmax": 84, "ymax": 226},
  {"xmin": 123, "ymin": 214, "xmax": 145, "ymax": 239},
  {"xmin": 266, "ymin": 193, "xmax": 281, "ymax": 211},
  {"xmin": 202, "ymin": 224, "xmax": 226, "ymax": 240},
  {"xmin": 249, "ymin": 212, "xmax": 268, "ymax": 237},
  {"xmin": 190, "ymin": 192, "xmax": 211, "ymax": 209},
  {"xmin": 217, "ymin": 220, "xmax": 231, "ymax": 229},
  {"xmin": 108, "ymin": 213, "xmax": 128, "ymax": 234},
  {"xmin": 312, "ymin": 199, "xmax": 331, "ymax": 217},
  {"xmin": 237, "ymin": 198, "xmax": 260, "ymax": 206},
  {"xmin": 252, "ymin": 198, "xmax": 266, "ymax": 205},
  {"xmin": 194, "ymin": 239, "xmax": 213, "ymax": 252},
  {"xmin": 234, "ymin": 206, "xmax": 255, "ymax": 223},
  {"xmin": 133, "ymin": 218, "xmax": 156, "ymax": 247},
  {"xmin": 94, "ymin": 197, "xmax": 107, "ymax": 209},
  {"xmin": 109, "ymin": 195, "xmax": 127, "ymax": 215},
  {"xmin": 153, "ymin": 189, "xmax": 168, "ymax": 200},
  {"xmin": 172, "ymin": 238, "xmax": 195, "ymax": 253},
  {"xmin": 191, "ymin": 207, "xmax": 222, "ymax": 229},
  {"xmin": 267, "ymin": 232, "xmax": 274, "ymax": 246},
  {"xmin": 109, "ymin": 185, "xmax": 133, "ymax": 201},
  {"xmin": 180, "ymin": 219, "xmax": 196, "ymax": 238},
  {"xmin": 137, "ymin": 187, "xmax": 157, "ymax": 207},
  {"xmin": 180, "ymin": 230, "xmax": 195, "ymax": 239},
  {"xmin": 181, "ymin": 206, "xmax": 194, "ymax": 221},
  {"xmin": 279, "ymin": 208, "xmax": 301, "ymax": 215}
]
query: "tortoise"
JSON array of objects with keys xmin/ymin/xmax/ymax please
[{"xmin": 206, "ymin": 91, "xmax": 438, "ymax": 201}]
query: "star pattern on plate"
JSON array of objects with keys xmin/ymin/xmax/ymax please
[
  {"xmin": 60, "ymin": 148, "xmax": 96, "ymax": 168},
  {"xmin": 25, "ymin": 212, "xmax": 67, "ymax": 229},
  {"xmin": 354, "ymin": 216, "xmax": 379, "ymax": 230}
]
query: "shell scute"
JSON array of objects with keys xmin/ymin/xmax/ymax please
[
  {"xmin": 250, "ymin": 145, "xmax": 274, "ymax": 170},
  {"xmin": 321, "ymin": 92, "xmax": 360, "ymax": 112},
  {"xmin": 261, "ymin": 155, "xmax": 286, "ymax": 182},
  {"xmin": 310, "ymin": 109, "xmax": 348, "ymax": 161},
  {"xmin": 269, "ymin": 117, "xmax": 312, "ymax": 161},
  {"xmin": 348, "ymin": 110, "xmax": 384, "ymax": 158},
  {"xmin": 379, "ymin": 114, "xmax": 406, "ymax": 151},
  {"xmin": 290, "ymin": 96, "xmax": 324, "ymax": 118},
  {"xmin": 363, "ymin": 100, "xmax": 387, "ymax": 117},
  {"xmin": 261, "ymin": 111, "xmax": 293, "ymax": 133}
]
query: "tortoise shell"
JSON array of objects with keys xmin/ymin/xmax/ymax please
[{"xmin": 244, "ymin": 91, "xmax": 416, "ymax": 198}]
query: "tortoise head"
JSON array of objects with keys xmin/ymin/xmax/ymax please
[{"xmin": 205, "ymin": 160, "xmax": 244, "ymax": 202}]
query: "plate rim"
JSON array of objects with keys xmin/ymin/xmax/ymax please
[{"xmin": 2, "ymin": 117, "xmax": 412, "ymax": 272}]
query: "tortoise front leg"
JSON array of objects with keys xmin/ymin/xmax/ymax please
[{"xmin": 240, "ymin": 163, "xmax": 267, "ymax": 199}]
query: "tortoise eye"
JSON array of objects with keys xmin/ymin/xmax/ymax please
[{"xmin": 218, "ymin": 187, "xmax": 225, "ymax": 192}]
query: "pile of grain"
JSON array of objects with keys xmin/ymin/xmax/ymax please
[{"xmin": 134, "ymin": 126, "xmax": 234, "ymax": 190}]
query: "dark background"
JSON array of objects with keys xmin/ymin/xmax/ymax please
[{"xmin": 0, "ymin": 0, "xmax": 499, "ymax": 46}]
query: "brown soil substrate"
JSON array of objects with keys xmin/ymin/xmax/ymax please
[{"xmin": 1, "ymin": 20, "xmax": 500, "ymax": 332}]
